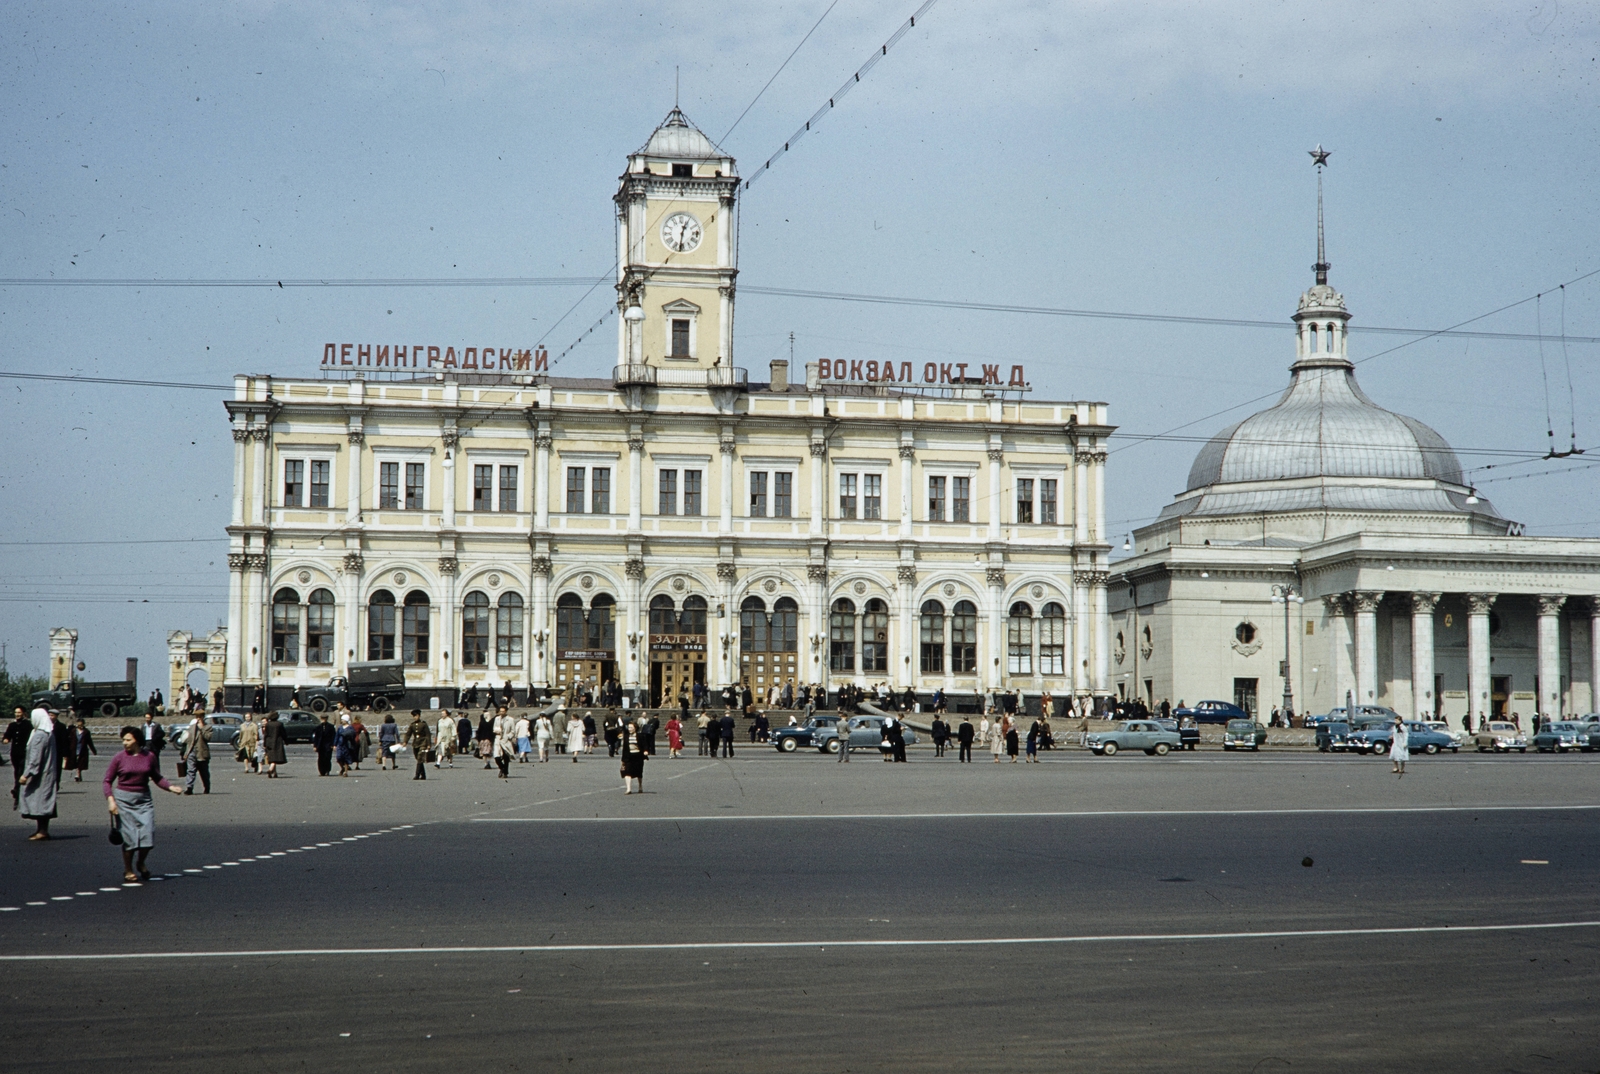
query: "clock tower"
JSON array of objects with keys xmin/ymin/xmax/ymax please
[{"xmin": 615, "ymin": 109, "xmax": 740, "ymax": 378}]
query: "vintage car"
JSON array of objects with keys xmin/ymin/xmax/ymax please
[
  {"xmin": 1306, "ymin": 705, "xmax": 1404, "ymax": 730},
  {"xmin": 1532, "ymin": 721, "xmax": 1588, "ymax": 753},
  {"xmin": 1350, "ymin": 722, "xmax": 1459, "ymax": 756},
  {"xmin": 1315, "ymin": 721, "xmax": 1354, "ymax": 752},
  {"xmin": 1474, "ymin": 721, "xmax": 1528, "ymax": 752},
  {"xmin": 1085, "ymin": 720, "xmax": 1183, "ymax": 757},
  {"xmin": 1222, "ymin": 719, "xmax": 1268, "ymax": 751},
  {"xmin": 1419, "ymin": 719, "xmax": 1467, "ymax": 746},
  {"xmin": 771, "ymin": 715, "xmax": 841, "ymax": 753},
  {"xmin": 814, "ymin": 715, "xmax": 919, "ymax": 754},
  {"xmin": 169, "ymin": 715, "xmax": 244, "ymax": 750},
  {"xmin": 268, "ymin": 710, "xmax": 323, "ymax": 745},
  {"xmin": 1172, "ymin": 700, "xmax": 1249, "ymax": 725},
  {"xmin": 1154, "ymin": 717, "xmax": 1199, "ymax": 750}
]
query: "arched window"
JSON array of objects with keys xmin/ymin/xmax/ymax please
[
  {"xmin": 649, "ymin": 594, "xmax": 677, "ymax": 636},
  {"xmin": 1326, "ymin": 322, "xmax": 1336, "ymax": 349},
  {"xmin": 951, "ymin": 600, "xmax": 978, "ymax": 674},
  {"xmin": 862, "ymin": 598, "xmax": 889, "ymax": 673},
  {"xmin": 1040, "ymin": 602, "xmax": 1066, "ymax": 675},
  {"xmin": 556, "ymin": 593, "xmax": 584, "ymax": 653},
  {"xmin": 772, "ymin": 597, "xmax": 798, "ymax": 653},
  {"xmin": 402, "ymin": 590, "xmax": 430, "ymax": 666},
  {"xmin": 271, "ymin": 587, "xmax": 300, "ymax": 665},
  {"xmin": 587, "ymin": 593, "xmax": 615, "ymax": 652},
  {"xmin": 919, "ymin": 599, "xmax": 945, "ymax": 673},
  {"xmin": 367, "ymin": 590, "xmax": 396, "ymax": 661},
  {"xmin": 830, "ymin": 598, "xmax": 856, "ymax": 673},
  {"xmin": 496, "ymin": 593, "xmax": 523, "ymax": 668},
  {"xmin": 461, "ymin": 591, "xmax": 490, "ymax": 667},
  {"xmin": 306, "ymin": 588, "xmax": 335, "ymax": 665},
  {"xmin": 1008, "ymin": 601, "xmax": 1034, "ymax": 675},
  {"xmin": 1309, "ymin": 324, "xmax": 1319, "ymax": 352},
  {"xmin": 681, "ymin": 595, "xmax": 707, "ymax": 636},
  {"xmin": 740, "ymin": 597, "xmax": 768, "ymax": 655}
]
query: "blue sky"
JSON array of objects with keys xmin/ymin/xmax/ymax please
[{"xmin": 2, "ymin": 1, "xmax": 1596, "ymax": 684}]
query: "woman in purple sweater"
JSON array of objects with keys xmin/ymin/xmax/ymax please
[{"xmin": 104, "ymin": 726, "xmax": 185, "ymax": 882}]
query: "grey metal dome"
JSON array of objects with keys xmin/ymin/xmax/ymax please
[{"xmin": 637, "ymin": 108, "xmax": 724, "ymax": 160}]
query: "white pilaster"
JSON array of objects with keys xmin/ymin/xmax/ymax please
[
  {"xmin": 987, "ymin": 441, "xmax": 1003, "ymax": 541},
  {"xmin": 809, "ymin": 437, "xmax": 826, "ymax": 537},
  {"xmin": 719, "ymin": 430, "xmax": 734, "ymax": 532},
  {"xmin": 1467, "ymin": 593, "xmax": 1497, "ymax": 725},
  {"xmin": 1353, "ymin": 591, "xmax": 1383, "ymax": 705},
  {"xmin": 627, "ymin": 427, "xmax": 643, "ymax": 532},
  {"xmin": 532, "ymin": 562, "xmax": 551, "ymax": 689},
  {"xmin": 1092, "ymin": 575, "xmax": 1109, "ymax": 699},
  {"xmin": 1538, "ymin": 595, "xmax": 1567, "ymax": 719},
  {"xmin": 225, "ymin": 559, "xmax": 244, "ymax": 685},
  {"xmin": 1410, "ymin": 592, "xmax": 1440, "ymax": 720},
  {"xmin": 899, "ymin": 441, "xmax": 914, "ymax": 539},
  {"xmin": 534, "ymin": 423, "xmax": 551, "ymax": 531},
  {"xmin": 230, "ymin": 426, "xmax": 247, "ymax": 526},
  {"xmin": 251, "ymin": 427, "xmax": 269, "ymax": 527}
]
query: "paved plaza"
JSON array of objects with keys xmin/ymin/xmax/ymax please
[{"xmin": 3, "ymin": 740, "xmax": 1599, "ymax": 1072}]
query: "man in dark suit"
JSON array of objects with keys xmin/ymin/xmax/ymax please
[
  {"xmin": 141, "ymin": 711, "xmax": 167, "ymax": 758},
  {"xmin": 311, "ymin": 714, "xmax": 337, "ymax": 776},
  {"xmin": 957, "ymin": 717, "xmax": 975, "ymax": 763},
  {"xmin": 719, "ymin": 712, "xmax": 735, "ymax": 757}
]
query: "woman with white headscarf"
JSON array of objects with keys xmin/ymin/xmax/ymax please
[{"xmin": 19, "ymin": 706, "xmax": 61, "ymax": 840}]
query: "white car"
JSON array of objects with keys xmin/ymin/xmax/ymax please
[
  {"xmin": 1420, "ymin": 720, "xmax": 1466, "ymax": 746},
  {"xmin": 1474, "ymin": 721, "xmax": 1527, "ymax": 752}
]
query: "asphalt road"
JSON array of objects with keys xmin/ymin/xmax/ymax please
[{"xmin": 3, "ymin": 742, "xmax": 1598, "ymax": 1072}]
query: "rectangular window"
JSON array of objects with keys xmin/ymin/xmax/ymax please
[
  {"xmin": 1016, "ymin": 478, "xmax": 1034, "ymax": 524},
  {"xmin": 920, "ymin": 612, "xmax": 944, "ymax": 673},
  {"xmin": 405, "ymin": 463, "xmax": 425, "ymax": 510},
  {"xmin": 928, "ymin": 476, "xmax": 946, "ymax": 521},
  {"xmin": 1008, "ymin": 615, "xmax": 1033, "ymax": 674},
  {"xmin": 271, "ymin": 601, "xmax": 300, "ymax": 664},
  {"xmin": 402, "ymin": 601, "xmax": 429, "ymax": 666},
  {"xmin": 496, "ymin": 600, "xmax": 524, "ymax": 668},
  {"xmin": 839, "ymin": 473, "xmax": 857, "ymax": 519},
  {"xmin": 952, "ymin": 476, "xmax": 971, "ymax": 523},
  {"xmin": 283, "ymin": 460, "xmax": 304, "ymax": 507},
  {"xmin": 863, "ymin": 474, "xmax": 882, "ymax": 519},
  {"xmin": 379, "ymin": 462, "xmax": 399, "ymax": 509},
  {"xmin": 498, "ymin": 466, "xmax": 518, "ymax": 512},
  {"xmin": 682, "ymin": 470, "xmax": 701, "ymax": 516},
  {"xmin": 591, "ymin": 467, "xmax": 611, "ymax": 514},
  {"xmin": 749, "ymin": 471, "xmax": 768, "ymax": 517},
  {"xmin": 309, "ymin": 460, "xmax": 330, "ymax": 508},
  {"xmin": 473, "ymin": 465, "xmax": 494, "ymax": 512},
  {"xmin": 951, "ymin": 608, "xmax": 977, "ymax": 673},
  {"xmin": 1041, "ymin": 479, "xmax": 1058, "ymax": 524},
  {"xmin": 774, "ymin": 472, "xmax": 793, "ymax": 517},
  {"xmin": 658, "ymin": 469, "xmax": 677, "ymax": 515},
  {"xmin": 566, "ymin": 467, "xmax": 586, "ymax": 513},
  {"xmin": 671, "ymin": 318, "xmax": 690, "ymax": 357}
]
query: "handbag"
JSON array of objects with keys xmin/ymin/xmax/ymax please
[{"xmin": 108, "ymin": 813, "xmax": 123, "ymax": 845}]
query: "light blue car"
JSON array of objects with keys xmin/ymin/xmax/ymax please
[{"xmin": 1085, "ymin": 720, "xmax": 1182, "ymax": 757}]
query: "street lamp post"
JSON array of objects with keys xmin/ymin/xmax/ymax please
[{"xmin": 1269, "ymin": 584, "xmax": 1304, "ymax": 723}]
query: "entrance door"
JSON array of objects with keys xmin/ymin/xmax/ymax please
[
  {"xmin": 1492, "ymin": 675, "xmax": 1511, "ymax": 719},
  {"xmin": 740, "ymin": 596, "xmax": 800, "ymax": 703},
  {"xmin": 649, "ymin": 594, "xmax": 707, "ymax": 708},
  {"xmin": 1233, "ymin": 678, "xmax": 1258, "ymax": 719}
]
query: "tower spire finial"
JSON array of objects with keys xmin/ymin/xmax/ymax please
[
  {"xmin": 1309, "ymin": 144, "xmax": 1331, "ymax": 285},
  {"xmin": 675, "ymin": 66, "xmax": 680, "ymax": 109}
]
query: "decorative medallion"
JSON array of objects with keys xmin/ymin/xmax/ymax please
[
  {"xmin": 579, "ymin": 574, "xmax": 595, "ymax": 591},
  {"xmin": 672, "ymin": 576, "xmax": 686, "ymax": 592},
  {"xmin": 853, "ymin": 581, "xmax": 867, "ymax": 595},
  {"xmin": 1030, "ymin": 584, "xmax": 1044, "ymax": 599},
  {"xmin": 392, "ymin": 571, "xmax": 407, "ymax": 585},
  {"xmin": 763, "ymin": 579, "xmax": 778, "ymax": 594},
  {"xmin": 943, "ymin": 583, "xmax": 956, "ymax": 597},
  {"xmin": 297, "ymin": 570, "xmax": 312, "ymax": 585},
  {"xmin": 487, "ymin": 573, "xmax": 501, "ymax": 588}
]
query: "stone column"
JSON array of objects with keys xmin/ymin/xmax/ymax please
[
  {"xmin": 226, "ymin": 555, "xmax": 246, "ymax": 685},
  {"xmin": 230, "ymin": 426, "xmax": 248, "ymax": 526},
  {"xmin": 534, "ymin": 426, "xmax": 552, "ymax": 531},
  {"xmin": 986, "ymin": 567, "xmax": 1006, "ymax": 692},
  {"xmin": 1467, "ymin": 593, "xmax": 1497, "ymax": 726},
  {"xmin": 245, "ymin": 554, "xmax": 268, "ymax": 686},
  {"xmin": 1590, "ymin": 597, "xmax": 1600, "ymax": 717},
  {"xmin": 341, "ymin": 552, "xmax": 363, "ymax": 673},
  {"xmin": 531, "ymin": 557, "xmax": 552, "ymax": 690},
  {"xmin": 440, "ymin": 432, "xmax": 457, "ymax": 530},
  {"xmin": 345, "ymin": 428, "xmax": 364, "ymax": 524},
  {"xmin": 1090, "ymin": 449, "xmax": 1107, "ymax": 546},
  {"xmin": 1538, "ymin": 595, "xmax": 1567, "ymax": 719},
  {"xmin": 624, "ymin": 557, "xmax": 645, "ymax": 696},
  {"xmin": 627, "ymin": 428, "xmax": 644, "ymax": 532},
  {"xmin": 987, "ymin": 443, "xmax": 1003, "ymax": 540},
  {"xmin": 438, "ymin": 557, "xmax": 458, "ymax": 689},
  {"xmin": 808, "ymin": 563, "xmax": 829, "ymax": 688},
  {"xmin": 809, "ymin": 436, "xmax": 826, "ymax": 537},
  {"xmin": 852, "ymin": 607, "xmax": 864, "ymax": 684},
  {"xmin": 718, "ymin": 561, "xmax": 738, "ymax": 689},
  {"xmin": 1352, "ymin": 591, "xmax": 1384, "ymax": 705},
  {"xmin": 718, "ymin": 282, "xmax": 734, "ymax": 367},
  {"xmin": 897, "ymin": 565, "xmax": 916, "ymax": 690},
  {"xmin": 1322, "ymin": 594, "xmax": 1349, "ymax": 710},
  {"xmin": 250, "ymin": 428, "xmax": 269, "ymax": 526},
  {"xmin": 1410, "ymin": 593, "xmax": 1441, "ymax": 719},
  {"xmin": 1074, "ymin": 576, "xmax": 1090, "ymax": 703},
  {"xmin": 1091, "ymin": 571, "xmax": 1110, "ymax": 701},
  {"xmin": 1073, "ymin": 448, "xmax": 1089, "ymax": 546},
  {"xmin": 899, "ymin": 441, "xmax": 914, "ymax": 539},
  {"xmin": 719, "ymin": 429, "xmax": 735, "ymax": 533}
]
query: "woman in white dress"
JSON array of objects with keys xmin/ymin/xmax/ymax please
[
  {"xmin": 514, "ymin": 715, "xmax": 532, "ymax": 763},
  {"xmin": 565, "ymin": 714, "xmax": 585, "ymax": 762},
  {"xmin": 534, "ymin": 713, "xmax": 553, "ymax": 762},
  {"xmin": 1390, "ymin": 719, "xmax": 1409, "ymax": 777}
]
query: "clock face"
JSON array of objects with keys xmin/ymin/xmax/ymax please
[{"xmin": 660, "ymin": 212, "xmax": 703, "ymax": 254}]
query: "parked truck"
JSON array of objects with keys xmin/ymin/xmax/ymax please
[
  {"xmin": 32, "ymin": 679, "xmax": 137, "ymax": 719},
  {"xmin": 296, "ymin": 660, "xmax": 408, "ymax": 712}
]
